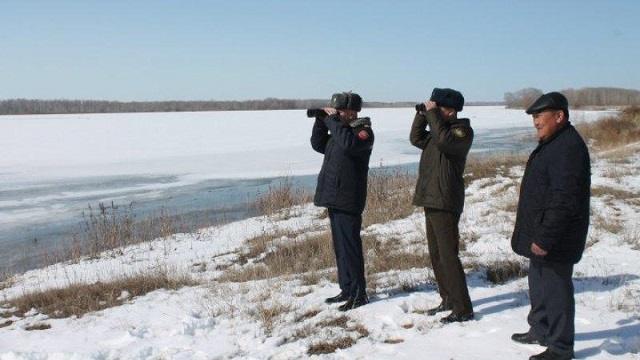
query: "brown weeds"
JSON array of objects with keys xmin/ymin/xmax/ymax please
[
  {"xmin": 219, "ymin": 232, "xmax": 335, "ymax": 283},
  {"xmin": 576, "ymin": 107, "xmax": 640, "ymax": 150},
  {"xmin": 252, "ymin": 301, "xmax": 293, "ymax": 335},
  {"xmin": 25, "ymin": 323, "xmax": 51, "ymax": 331},
  {"xmin": 4, "ymin": 268, "xmax": 196, "ymax": 319},
  {"xmin": 363, "ymin": 169, "xmax": 416, "ymax": 227},
  {"xmin": 308, "ymin": 337, "xmax": 356, "ymax": 355},
  {"xmin": 253, "ymin": 177, "xmax": 312, "ymax": 218},
  {"xmin": 464, "ymin": 154, "xmax": 528, "ymax": 184},
  {"xmin": 482, "ymin": 260, "xmax": 528, "ymax": 284}
]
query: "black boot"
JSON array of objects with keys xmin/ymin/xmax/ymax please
[
  {"xmin": 426, "ymin": 301, "xmax": 452, "ymax": 316},
  {"xmin": 338, "ymin": 297, "xmax": 369, "ymax": 312},
  {"xmin": 529, "ymin": 348, "xmax": 573, "ymax": 360},
  {"xmin": 511, "ymin": 332, "xmax": 547, "ymax": 346},
  {"xmin": 324, "ymin": 292, "xmax": 350, "ymax": 304},
  {"xmin": 440, "ymin": 311, "xmax": 474, "ymax": 324}
]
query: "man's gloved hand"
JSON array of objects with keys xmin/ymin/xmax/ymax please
[
  {"xmin": 425, "ymin": 100, "xmax": 437, "ymax": 111},
  {"xmin": 323, "ymin": 107, "xmax": 338, "ymax": 116}
]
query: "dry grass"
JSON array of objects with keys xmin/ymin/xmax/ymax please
[
  {"xmin": 308, "ymin": 337, "xmax": 356, "ymax": 355},
  {"xmin": 622, "ymin": 229, "xmax": 640, "ymax": 250},
  {"xmin": 0, "ymin": 320, "xmax": 13, "ymax": 328},
  {"xmin": 252, "ymin": 177, "xmax": 312, "ymax": 218},
  {"xmin": 598, "ymin": 144, "xmax": 640, "ymax": 162},
  {"xmin": 307, "ymin": 316, "xmax": 369, "ymax": 355},
  {"xmin": 611, "ymin": 288, "xmax": 640, "ymax": 313},
  {"xmin": 295, "ymin": 309, "xmax": 320, "ymax": 322},
  {"xmin": 576, "ymin": 107, "xmax": 640, "ymax": 150},
  {"xmin": 318, "ymin": 315, "xmax": 349, "ymax": 328},
  {"xmin": 251, "ymin": 301, "xmax": 293, "ymax": 335},
  {"xmin": 591, "ymin": 186, "xmax": 640, "ymax": 200},
  {"xmin": 384, "ymin": 338, "xmax": 405, "ymax": 344},
  {"xmin": 237, "ymin": 229, "xmax": 302, "ymax": 265},
  {"xmin": 601, "ymin": 166, "xmax": 635, "ymax": 179},
  {"xmin": 220, "ymin": 230, "xmax": 431, "ymax": 298},
  {"xmin": 219, "ymin": 231, "xmax": 335, "ymax": 283},
  {"xmin": 460, "ymin": 229, "xmax": 480, "ymax": 251},
  {"xmin": 4, "ymin": 268, "xmax": 196, "ymax": 319},
  {"xmin": 592, "ymin": 212, "xmax": 624, "ymax": 235},
  {"xmin": 497, "ymin": 195, "xmax": 519, "ymax": 213},
  {"xmin": 37, "ymin": 202, "xmax": 183, "ymax": 270},
  {"xmin": 363, "ymin": 169, "xmax": 416, "ymax": 226},
  {"xmin": 470, "ymin": 260, "xmax": 528, "ymax": 284},
  {"xmin": 25, "ymin": 323, "xmax": 51, "ymax": 331},
  {"xmin": 365, "ymin": 234, "xmax": 430, "ymax": 276},
  {"xmin": 464, "ymin": 153, "xmax": 528, "ymax": 184},
  {"xmin": 81, "ymin": 202, "xmax": 178, "ymax": 256},
  {"xmin": 300, "ymin": 270, "xmax": 324, "ymax": 286},
  {"xmin": 0, "ymin": 274, "xmax": 14, "ymax": 291}
]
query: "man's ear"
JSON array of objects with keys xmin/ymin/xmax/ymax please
[{"xmin": 555, "ymin": 110, "xmax": 564, "ymax": 124}]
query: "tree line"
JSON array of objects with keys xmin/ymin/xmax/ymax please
[
  {"xmin": 0, "ymin": 98, "xmax": 421, "ymax": 115},
  {"xmin": 0, "ymin": 98, "xmax": 506, "ymax": 116},
  {"xmin": 504, "ymin": 87, "xmax": 640, "ymax": 109}
]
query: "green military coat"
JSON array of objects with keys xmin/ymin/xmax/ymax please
[{"xmin": 409, "ymin": 109, "xmax": 474, "ymax": 214}]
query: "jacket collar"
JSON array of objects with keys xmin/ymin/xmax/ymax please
[
  {"xmin": 450, "ymin": 117, "xmax": 470, "ymax": 127},
  {"xmin": 539, "ymin": 121, "xmax": 572, "ymax": 145}
]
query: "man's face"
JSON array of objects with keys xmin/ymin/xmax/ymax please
[
  {"xmin": 338, "ymin": 109, "xmax": 358, "ymax": 124},
  {"xmin": 532, "ymin": 110, "xmax": 564, "ymax": 141},
  {"xmin": 439, "ymin": 106, "xmax": 457, "ymax": 120}
]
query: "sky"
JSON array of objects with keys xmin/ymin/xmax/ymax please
[{"xmin": 1, "ymin": 0, "xmax": 639, "ymax": 102}]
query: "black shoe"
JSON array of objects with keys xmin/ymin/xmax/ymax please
[
  {"xmin": 426, "ymin": 302, "xmax": 452, "ymax": 316},
  {"xmin": 324, "ymin": 292, "xmax": 350, "ymax": 304},
  {"xmin": 529, "ymin": 348, "xmax": 573, "ymax": 360},
  {"xmin": 511, "ymin": 332, "xmax": 547, "ymax": 346},
  {"xmin": 338, "ymin": 297, "xmax": 369, "ymax": 312},
  {"xmin": 439, "ymin": 312, "xmax": 474, "ymax": 324}
]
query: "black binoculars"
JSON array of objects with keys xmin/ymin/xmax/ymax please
[
  {"xmin": 307, "ymin": 108, "xmax": 326, "ymax": 118},
  {"xmin": 415, "ymin": 103, "xmax": 426, "ymax": 112}
]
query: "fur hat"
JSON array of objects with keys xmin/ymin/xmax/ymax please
[
  {"xmin": 330, "ymin": 92, "xmax": 362, "ymax": 112},
  {"xmin": 431, "ymin": 88, "xmax": 464, "ymax": 112}
]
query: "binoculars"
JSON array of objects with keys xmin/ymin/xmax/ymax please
[
  {"xmin": 415, "ymin": 103, "xmax": 426, "ymax": 112},
  {"xmin": 307, "ymin": 108, "xmax": 326, "ymax": 118}
]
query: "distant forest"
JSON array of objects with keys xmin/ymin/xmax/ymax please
[
  {"xmin": 0, "ymin": 98, "xmax": 501, "ymax": 116},
  {"xmin": 504, "ymin": 87, "xmax": 640, "ymax": 109},
  {"xmin": 6, "ymin": 87, "xmax": 637, "ymax": 115}
]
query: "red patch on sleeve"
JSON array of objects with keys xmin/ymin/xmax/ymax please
[{"xmin": 358, "ymin": 130, "xmax": 369, "ymax": 140}]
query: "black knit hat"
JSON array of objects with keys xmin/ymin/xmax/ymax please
[{"xmin": 430, "ymin": 88, "xmax": 464, "ymax": 112}]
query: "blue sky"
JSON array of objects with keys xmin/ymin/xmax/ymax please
[{"xmin": 1, "ymin": 0, "xmax": 638, "ymax": 102}]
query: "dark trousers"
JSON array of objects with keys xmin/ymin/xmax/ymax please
[
  {"xmin": 528, "ymin": 260, "xmax": 575, "ymax": 355},
  {"xmin": 328, "ymin": 208, "xmax": 366, "ymax": 299},
  {"xmin": 425, "ymin": 208, "xmax": 473, "ymax": 315}
]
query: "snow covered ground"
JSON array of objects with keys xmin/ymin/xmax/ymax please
[{"xmin": 1, "ymin": 138, "xmax": 638, "ymax": 359}]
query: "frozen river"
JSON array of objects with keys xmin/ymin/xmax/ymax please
[{"xmin": 0, "ymin": 107, "xmax": 614, "ymax": 271}]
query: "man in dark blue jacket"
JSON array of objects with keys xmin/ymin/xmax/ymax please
[
  {"xmin": 511, "ymin": 92, "xmax": 591, "ymax": 360},
  {"xmin": 310, "ymin": 92, "xmax": 374, "ymax": 311}
]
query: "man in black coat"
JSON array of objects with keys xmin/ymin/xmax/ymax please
[
  {"xmin": 310, "ymin": 92, "xmax": 374, "ymax": 311},
  {"xmin": 511, "ymin": 92, "xmax": 591, "ymax": 360},
  {"xmin": 410, "ymin": 88, "xmax": 475, "ymax": 324}
]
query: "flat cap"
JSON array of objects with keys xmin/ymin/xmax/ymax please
[{"xmin": 526, "ymin": 92, "xmax": 569, "ymax": 114}]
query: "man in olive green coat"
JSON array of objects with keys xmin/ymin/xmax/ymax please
[{"xmin": 410, "ymin": 88, "xmax": 474, "ymax": 323}]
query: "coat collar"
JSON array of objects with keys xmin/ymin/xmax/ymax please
[
  {"xmin": 539, "ymin": 121, "xmax": 572, "ymax": 145},
  {"xmin": 450, "ymin": 117, "xmax": 471, "ymax": 127}
]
